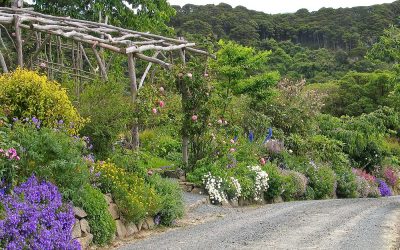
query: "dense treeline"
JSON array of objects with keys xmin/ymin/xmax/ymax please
[
  {"xmin": 170, "ymin": 1, "xmax": 400, "ymax": 50},
  {"xmin": 170, "ymin": 1, "xmax": 400, "ymax": 82}
]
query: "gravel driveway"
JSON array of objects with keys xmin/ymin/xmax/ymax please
[{"xmin": 118, "ymin": 196, "xmax": 400, "ymax": 250}]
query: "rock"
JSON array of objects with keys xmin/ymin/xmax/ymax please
[
  {"xmin": 126, "ymin": 223, "xmax": 139, "ymax": 236},
  {"xmin": 77, "ymin": 233, "xmax": 93, "ymax": 249},
  {"xmin": 229, "ymin": 199, "xmax": 239, "ymax": 207},
  {"xmin": 191, "ymin": 187, "xmax": 203, "ymax": 195},
  {"xmin": 73, "ymin": 207, "xmax": 87, "ymax": 219},
  {"xmin": 108, "ymin": 203, "xmax": 119, "ymax": 220},
  {"xmin": 141, "ymin": 221, "xmax": 149, "ymax": 230},
  {"xmin": 179, "ymin": 182, "xmax": 194, "ymax": 192},
  {"xmin": 273, "ymin": 196, "xmax": 284, "ymax": 203},
  {"xmin": 163, "ymin": 170, "xmax": 179, "ymax": 179},
  {"xmin": 145, "ymin": 217, "xmax": 155, "ymax": 229},
  {"xmin": 80, "ymin": 219, "xmax": 90, "ymax": 234},
  {"xmin": 179, "ymin": 175, "xmax": 186, "ymax": 181},
  {"xmin": 115, "ymin": 220, "xmax": 127, "ymax": 238},
  {"xmin": 72, "ymin": 219, "xmax": 81, "ymax": 239},
  {"xmin": 104, "ymin": 194, "xmax": 113, "ymax": 205},
  {"xmin": 136, "ymin": 221, "xmax": 143, "ymax": 231}
]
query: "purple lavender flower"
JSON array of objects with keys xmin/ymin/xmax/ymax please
[
  {"xmin": 0, "ymin": 175, "xmax": 80, "ymax": 249},
  {"xmin": 377, "ymin": 179, "xmax": 392, "ymax": 197}
]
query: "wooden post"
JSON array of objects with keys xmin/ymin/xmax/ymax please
[
  {"xmin": 92, "ymin": 47, "xmax": 108, "ymax": 81},
  {"xmin": 180, "ymin": 48, "xmax": 189, "ymax": 167},
  {"xmin": 13, "ymin": 15, "xmax": 23, "ymax": 67},
  {"xmin": 0, "ymin": 50, "xmax": 8, "ymax": 73},
  {"xmin": 128, "ymin": 53, "xmax": 139, "ymax": 149}
]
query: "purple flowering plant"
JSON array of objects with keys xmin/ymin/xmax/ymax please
[
  {"xmin": 377, "ymin": 179, "xmax": 392, "ymax": 197},
  {"xmin": 0, "ymin": 175, "xmax": 80, "ymax": 249}
]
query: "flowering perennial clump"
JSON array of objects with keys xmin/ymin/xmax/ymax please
[
  {"xmin": 0, "ymin": 175, "xmax": 80, "ymax": 250},
  {"xmin": 230, "ymin": 177, "xmax": 242, "ymax": 200},
  {"xmin": 0, "ymin": 148, "xmax": 20, "ymax": 161},
  {"xmin": 377, "ymin": 179, "xmax": 392, "ymax": 197},
  {"xmin": 203, "ymin": 172, "xmax": 227, "ymax": 204},
  {"xmin": 248, "ymin": 165, "xmax": 269, "ymax": 201},
  {"xmin": 383, "ymin": 167, "xmax": 398, "ymax": 187}
]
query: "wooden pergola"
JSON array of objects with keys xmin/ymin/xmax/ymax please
[{"xmin": 0, "ymin": 5, "xmax": 213, "ymax": 165}]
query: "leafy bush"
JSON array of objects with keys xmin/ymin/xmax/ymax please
[
  {"xmin": 354, "ymin": 176, "xmax": 380, "ymax": 198},
  {"xmin": 263, "ymin": 163, "xmax": 284, "ymax": 201},
  {"xmin": 0, "ymin": 175, "xmax": 80, "ymax": 249},
  {"xmin": 0, "ymin": 69, "xmax": 85, "ymax": 134},
  {"xmin": 148, "ymin": 175, "xmax": 184, "ymax": 225},
  {"xmin": 305, "ymin": 186, "xmax": 315, "ymax": 200},
  {"xmin": 306, "ymin": 165, "xmax": 336, "ymax": 199},
  {"xmin": 334, "ymin": 164, "xmax": 358, "ymax": 198},
  {"xmin": 140, "ymin": 130, "xmax": 181, "ymax": 160},
  {"xmin": 72, "ymin": 184, "xmax": 115, "ymax": 245},
  {"xmin": 94, "ymin": 161, "xmax": 160, "ymax": 224},
  {"xmin": 281, "ymin": 170, "xmax": 308, "ymax": 201},
  {"xmin": 8, "ymin": 123, "xmax": 89, "ymax": 199},
  {"xmin": 79, "ymin": 80, "xmax": 133, "ymax": 157}
]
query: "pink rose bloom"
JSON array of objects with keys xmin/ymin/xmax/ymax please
[
  {"xmin": 159, "ymin": 100, "xmax": 165, "ymax": 108},
  {"xmin": 192, "ymin": 115, "xmax": 198, "ymax": 121},
  {"xmin": 187, "ymin": 73, "xmax": 193, "ymax": 79},
  {"xmin": 152, "ymin": 108, "xmax": 157, "ymax": 114},
  {"xmin": 159, "ymin": 86, "xmax": 165, "ymax": 92},
  {"xmin": 204, "ymin": 73, "xmax": 209, "ymax": 77},
  {"xmin": 39, "ymin": 62, "xmax": 46, "ymax": 68},
  {"xmin": 229, "ymin": 148, "xmax": 236, "ymax": 153},
  {"xmin": 224, "ymin": 120, "xmax": 228, "ymax": 125},
  {"xmin": 260, "ymin": 158, "xmax": 266, "ymax": 165},
  {"xmin": 217, "ymin": 119, "xmax": 223, "ymax": 124},
  {"xmin": 230, "ymin": 139, "xmax": 235, "ymax": 144}
]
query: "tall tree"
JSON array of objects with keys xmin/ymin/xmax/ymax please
[{"xmin": 33, "ymin": 0, "xmax": 176, "ymax": 33}]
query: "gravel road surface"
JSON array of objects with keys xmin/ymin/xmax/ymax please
[{"xmin": 119, "ymin": 196, "xmax": 400, "ymax": 250}]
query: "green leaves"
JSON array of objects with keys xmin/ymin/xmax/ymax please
[{"xmin": 33, "ymin": 0, "xmax": 176, "ymax": 33}]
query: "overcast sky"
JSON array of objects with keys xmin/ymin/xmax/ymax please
[{"xmin": 167, "ymin": 0, "xmax": 395, "ymax": 14}]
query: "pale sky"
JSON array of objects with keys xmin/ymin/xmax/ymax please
[{"xmin": 167, "ymin": 0, "xmax": 395, "ymax": 14}]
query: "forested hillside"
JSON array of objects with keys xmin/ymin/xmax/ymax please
[
  {"xmin": 171, "ymin": 1, "xmax": 400, "ymax": 49},
  {"xmin": 170, "ymin": 1, "xmax": 400, "ymax": 82}
]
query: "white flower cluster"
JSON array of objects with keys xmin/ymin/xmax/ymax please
[
  {"xmin": 230, "ymin": 177, "xmax": 242, "ymax": 200},
  {"xmin": 248, "ymin": 165, "xmax": 269, "ymax": 201},
  {"xmin": 203, "ymin": 172, "xmax": 227, "ymax": 204}
]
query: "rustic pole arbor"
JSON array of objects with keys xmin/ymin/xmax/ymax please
[{"xmin": 0, "ymin": 7, "xmax": 214, "ymax": 166}]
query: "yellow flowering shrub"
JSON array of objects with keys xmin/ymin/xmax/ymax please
[
  {"xmin": 0, "ymin": 69, "xmax": 85, "ymax": 134},
  {"xmin": 94, "ymin": 161, "xmax": 161, "ymax": 223}
]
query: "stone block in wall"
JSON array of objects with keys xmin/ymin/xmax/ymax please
[
  {"xmin": 108, "ymin": 203, "xmax": 119, "ymax": 220},
  {"xmin": 73, "ymin": 207, "xmax": 87, "ymax": 219},
  {"xmin": 72, "ymin": 219, "xmax": 81, "ymax": 239},
  {"xmin": 80, "ymin": 219, "xmax": 90, "ymax": 234},
  {"xmin": 115, "ymin": 220, "xmax": 127, "ymax": 239},
  {"xmin": 145, "ymin": 217, "xmax": 155, "ymax": 229},
  {"xmin": 125, "ymin": 223, "xmax": 139, "ymax": 237},
  {"xmin": 77, "ymin": 233, "xmax": 93, "ymax": 250},
  {"xmin": 104, "ymin": 194, "xmax": 113, "ymax": 205},
  {"xmin": 136, "ymin": 221, "xmax": 143, "ymax": 231}
]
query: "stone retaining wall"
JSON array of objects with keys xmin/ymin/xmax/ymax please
[{"xmin": 73, "ymin": 193, "xmax": 156, "ymax": 249}]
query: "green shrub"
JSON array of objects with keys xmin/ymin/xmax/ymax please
[
  {"xmin": 306, "ymin": 165, "xmax": 336, "ymax": 199},
  {"xmin": 262, "ymin": 163, "xmax": 284, "ymax": 201},
  {"xmin": 8, "ymin": 123, "xmax": 89, "ymax": 199},
  {"xmin": 94, "ymin": 161, "xmax": 161, "ymax": 224},
  {"xmin": 355, "ymin": 176, "xmax": 380, "ymax": 198},
  {"xmin": 281, "ymin": 170, "xmax": 308, "ymax": 201},
  {"xmin": 72, "ymin": 185, "xmax": 116, "ymax": 245},
  {"xmin": 79, "ymin": 80, "xmax": 133, "ymax": 157},
  {"xmin": 0, "ymin": 69, "xmax": 85, "ymax": 134},
  {"xmin": 305, "ymin": 186, "xmax": 315, "ymax": 200},
  {"xmin": 148, "ymin": 175, "xmax": 184, "ymax": 225},
  {"xmin": 334, "ymin": 164, "xmax": 358, "ymax": 198},
  {"xmin": 110, "ymin": 149, "xmax": 175, "ymax": 179},
  {"xmin": 141, "ymin": 130, "xmax": 181, "ymax": 160}
]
